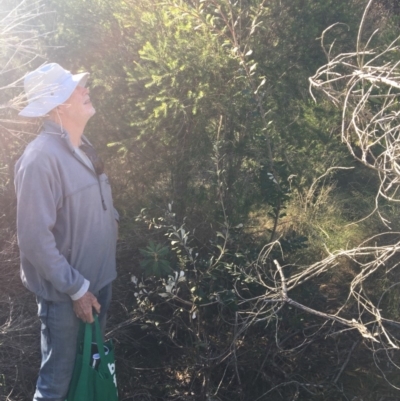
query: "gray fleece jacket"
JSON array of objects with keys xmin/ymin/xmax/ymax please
[{"xmin": 14, "ymin": 120, "xmax": 118, "ymax": 302}]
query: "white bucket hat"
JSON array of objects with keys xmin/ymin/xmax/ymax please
[{"xmin": 19, "ymin": 63, "xmax": 89, "ymax": 117}]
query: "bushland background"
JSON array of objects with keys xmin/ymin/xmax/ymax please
[{"xmin": 2, "ymin": 0, "xmax": 400, "ymax": 400}]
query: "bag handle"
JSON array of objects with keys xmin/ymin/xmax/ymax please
[
  {"xmin": 93, "ymin": 314, "xmax": 107, "ymax": 361},
  {"xmin": 80, "ymin": 317, "xmax": 93, "ymax": 384}
]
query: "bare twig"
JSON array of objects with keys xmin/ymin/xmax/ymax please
[{"xmin": 333, "ymin": 340, "xmax": 360, "ymax": 384}]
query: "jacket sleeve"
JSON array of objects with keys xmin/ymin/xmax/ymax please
[{"xmin": 15, "ymin": 149, "xmax": 86, "ymax": 297}]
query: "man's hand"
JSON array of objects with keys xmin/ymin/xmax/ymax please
[{"xmin": 73, "ymin": 291, "xmax": 101, "ymax": 323}]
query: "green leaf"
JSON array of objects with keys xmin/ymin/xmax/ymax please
[{"xmin": 249, "ymin": 63, "xmax": 257, "ymax": 72}]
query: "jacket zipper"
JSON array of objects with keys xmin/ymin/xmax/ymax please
[{"xmin": 70, "ymin": 142, "xmax": 107, "ymax": 211}]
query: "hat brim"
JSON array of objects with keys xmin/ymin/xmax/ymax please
[{"xmin": 19, "ymin": 72, "xmax": 89, "ymax": 117}]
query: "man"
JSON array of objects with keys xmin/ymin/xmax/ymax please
[{"xmin": 14, "ymin": 63, "xmax": 118, "ymax": 401}]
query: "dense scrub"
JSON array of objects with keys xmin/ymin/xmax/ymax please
[{"xmin": 3, "ymin": 0, "xmax": 400, "ymax": 400}]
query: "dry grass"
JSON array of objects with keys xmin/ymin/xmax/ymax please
[{"xmin": 0, "ymin": 230, "xmax": 39, "ymax": 401}]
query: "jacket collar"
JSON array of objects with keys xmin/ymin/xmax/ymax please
[
  {"xmin": 42, "ymin": 119, "xmax": 67, "ymax": 135},
  {"xmin": 41, "ymin": 120, "xmax": 92, "ymax": 151}
]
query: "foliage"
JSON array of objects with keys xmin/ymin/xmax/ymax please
[
  {"xmin": 139, "ymin": 240, "xmax": 172, "ymax": 277},
  {"xmin": 3, "ymin": 0, "xmax": 400, "ymax": 400}
]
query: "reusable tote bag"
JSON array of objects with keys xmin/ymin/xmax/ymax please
[{"xmin": 66, "ymin": 315, "xmax": 118, "ymax": 401}]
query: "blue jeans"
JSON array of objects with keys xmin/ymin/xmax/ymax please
[{"xmin": 33, "ymin": 283, "xmax": 112, "ymax": 401}]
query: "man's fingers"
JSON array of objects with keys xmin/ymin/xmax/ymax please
[
  {"xmin": 93, "ymin": 298, "xmax": 101, "ymax": 314},
  {"xmin": 73, "ymin": 291, "xmax": 101, "ymax": 323},
  {"xmin": 86, "ymin": 309, "xmax": 94, "ymax": 323}
]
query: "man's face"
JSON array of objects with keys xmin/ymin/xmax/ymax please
[{"xmin": 58, "ymin": 85, "xmax": 96, "ymax": 124}]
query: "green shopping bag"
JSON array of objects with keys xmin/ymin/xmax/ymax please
[{"xmin": 66, "ymin": 315, "xmax": 118, "ymax": 401}]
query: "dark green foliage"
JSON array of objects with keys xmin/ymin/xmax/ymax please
[{"xmin": 139, "ymin": 241, "xmax": 172, "ymax": 277}]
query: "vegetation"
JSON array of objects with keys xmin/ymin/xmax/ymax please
[{"xmin": 3, "ymin": 0, "xmax": 400, "ymax": 400}]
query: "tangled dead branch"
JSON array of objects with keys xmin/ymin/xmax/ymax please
[
  {"xmin": 295, "ymin": 0, "xmax": 400, "ymax": 390},
  {"xmin": 310, "ymin": 0, "xmax": 400, "ymax": 209}
]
